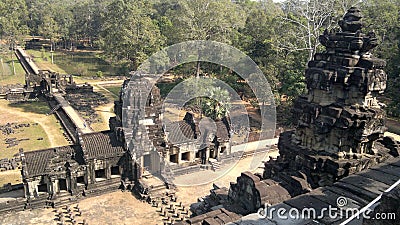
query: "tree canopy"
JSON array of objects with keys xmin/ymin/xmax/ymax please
[{"xmin": 1, "ymin": 0, "xmax": 399, "ymax": 118}]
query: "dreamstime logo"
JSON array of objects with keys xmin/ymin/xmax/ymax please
[
  {"xmin": 336, "ymin": 196, "xmax": 348, "ymax": 207},
  {"xmin": 122, "ymin": 40, "xmax": 276, "ymax": 186},
  {"xmin": 256, "ymin": 196, "xmax": 397, "ymax": 221}
]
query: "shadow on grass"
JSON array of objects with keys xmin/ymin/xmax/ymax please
[
  {"xmin": 103, "ymin": 86, "xmax": 121, "ymax": 98},
  {"xmin": 53, "ymin": 51, "xmax": 119, "ymax": 77},
  {"xmin": 8, "ymin": 101, "xmax": 50, "ymax": 115}
]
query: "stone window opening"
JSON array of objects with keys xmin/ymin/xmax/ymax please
[
  {"xmin": 59, "ymin": 179, "xmax": 67, "ymax": 191},
  {"xmin": 220, "ymin": 146, "xmax": 226, "ymax": 154},
  {"xmin": 169, "ymin": 154, "xmax": 178, "ymax": 164},
  {"xmin": 181, "ymin": 152, "xmax": 190, "ymax": 161}
]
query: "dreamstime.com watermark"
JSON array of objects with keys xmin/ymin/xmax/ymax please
[
  {"xmin": 257, "ymin": 196, "xmax": 396, "ymax": 221},
  {"xmin": 123, "ymin": 40, "xmax": 276, "ymax": 186}
]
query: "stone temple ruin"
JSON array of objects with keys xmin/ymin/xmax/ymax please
[
  {"xmin": 178, "ymin": 7, "xmax": 400, "ymax": 224},
  {"xmin": 265, "ymin": 6, "xmax": 395, "ymax": 188},
  {"xmin": 113, "ymin": 76, "xmax": 232, "ymax": 184},
  {"xmin": 0, "ymin": 7, "xmax": 398, "ymax": 224},
  {"xmin": 0, "ymin": 71, "xmax": 235, "ymax": 212}
]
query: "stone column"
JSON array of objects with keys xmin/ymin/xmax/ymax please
[
  {"xmin": 189, "ymin": 151, "xmax": 195, "ymax": 162},
  {"xmin": 50, "ymin": 178, "xmax": 56, "ymax": 195},
  {"xmin": 23, "ymin": 181, "xmax": 30, "ymax": 198},
  {"xmin": 178, "ymin": 152, "xmax": 182, "ymax": 164},
  {"xmin": 106, "ymin": 166, "xmax": 111, "ymax": 179},
  {"xmin": 205, "ymin": 147, "xmax": 210, "ymax": 162}
]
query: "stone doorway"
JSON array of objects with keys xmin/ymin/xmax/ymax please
[
  {"xmin": 59, "ymin": 179, "xmax": 67, "ymax": 191},
  {"xmin": 95, "ymin": 169, "xmax": 107, "ymax": 181},
  {"xmin": 169, "ymin": 154, "xmax": 178, "ymax": 164},
  {"xmin": 37, "ymin": 183, "xmax": 48, "ymax": 193},
  {"xmin": 181, "ymin": 152, "xmax": 190, "ymax": 161},
  {"xmin": 111, "ymin": 166, "xmax": 120, "ymax": 178},
  {"xmin": 77, "ymin": 176, "xmax": 85, "ymax": 186},
  {"xmin": 143, "ymin": 154, "xmax": 151, "ymax": 169}
]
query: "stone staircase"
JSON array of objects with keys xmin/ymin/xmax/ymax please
[
  {"xmin": 52, "ymin": 186, "xmax": 86, "ymax": 208},
  {"xmin": 85, "ymin": 178, "xmax": 121, "ymax": 198},
  {"xmin": 0, "ymin": 199, "xmax": 27, "ymax": 214},
  {"xmin": 26, "ymin": 194, "xmax": 52, "ymax": 209},
  {"xmin": 52, "ymin": 178, "xmax": 121, "ymax": 208}
]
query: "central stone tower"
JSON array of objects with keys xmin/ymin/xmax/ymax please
[{"xmin": 264, "ymin": 7, "xmax": 398, "ymax": 187}]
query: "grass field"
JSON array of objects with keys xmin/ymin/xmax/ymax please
[
  {"xmin": 0, "ymin": 120, "xmax": 51, "ymax": 159},
  {"xmin": 89, "ymin": 85, "xmax": 118, "ymax": 132},
  {"xmin": 26, "ymin": 49, "xmax": 120, "ymax": 77},
  {"xmin": 25, "ymin": 49, "xmax": 67, "ymax": 74},
  {"xmin": 102, "ymin": 86, "xmax": 121, "ymax": 99},
  {"xmin": 0, "ymin": 100, "xmax": 69, "ymax": 159},
  {"xmin": 0, "ymin": 53, "xmax": 26, "ymax": 85}
]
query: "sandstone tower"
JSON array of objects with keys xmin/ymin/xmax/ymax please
[{"xmin": 264, "ymin": 7, "xmax": 398, "ymax": 187}]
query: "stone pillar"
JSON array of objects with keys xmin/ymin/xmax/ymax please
[
  {"xmin": 106, "ymin": 166, "xmax": 111, "ymax": 179},
  {"xmin": 88, "ymin": 163, "xmax": 94, "ymax": 184},
  {"xmin": 26, "ymin": 179, "xmax": 37, "ymax": 197},
  {"xmin": 69, "ymin": 176, "xmax": 76, "ymax": 191},
  {"xmin": 49, "ymin": 178, "xmax": 56, "ymax": 195},
  {"xmin": 189, "ymin": 151, "xmax": 195, "ymax": 162},
  {"xmin": 205, "ymin": 147, "xmax": 210, "ymax": 162},
  {"xmin": 23, "ymin": 182, "xmax": 30, "ymax": 198}
]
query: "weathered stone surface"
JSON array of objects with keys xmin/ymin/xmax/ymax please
[
  {"xmin": 228, "ymin": 172, "xmax": 291, "ymax": 213},
  {"xmin": 357, "ymin": 169, "xmax": 399, "ymax": 186},
  {"xmin": 219, "ymin": 7, "xmax": 399, "ymax": 222},
  {"xmin": 264, "ymin": 6, "xmax": 396, "ymax": 190},
  {"xmin": 363, "ymin": 186, "xmax": 400, "ymax": 225}
]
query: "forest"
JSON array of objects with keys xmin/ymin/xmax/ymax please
[{"xmin": 0, "ymin": 0, "xmax": 399, "ymax": 120}]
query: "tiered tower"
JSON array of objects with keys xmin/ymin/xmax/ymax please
[{"xmin": 265, "ymin": 7, "xmax": 397, "ymax": 187}]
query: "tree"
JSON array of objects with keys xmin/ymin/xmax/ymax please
[
  {"xmin": 162, "ymin": 0, "xmax": 246, "ymax": 77},
  {"xmin": 182, "ymin": 78, "xmax": 231, "ymax": 120},
  {"xmin": 0, "ymin": 0, "xmax": 28, "ymax": 75},
  {"xmin": 361, "ymin": 0, "xmax": 400, "ymax": 118},
  {"xmin": 239, "ymin": 0, "xmax": 282, "ymax": 97},
  {"xmin": 99, "ymin": 0, "xmax": 164, "ymax": 71},
  {"xmin": 277, "ymin": 0, "xmax": 342, "ymax": 61},
  {"xmin": 202, "ymin": 86, "xmax": 231, "ymax": 120},
  {"xmin": 70, "ymin": 0, "xmax": 109, "ymax": 49}
]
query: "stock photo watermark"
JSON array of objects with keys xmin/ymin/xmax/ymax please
[
  {"xmin": 257, "ymin": 196, "xmax": 396, "ymax": 221},
  {"xmin": 122, "ymin": 40, "xmax": 276, "ymax": 186}
]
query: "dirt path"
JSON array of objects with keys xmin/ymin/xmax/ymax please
[
  {"xmin": 92, "ymin": 102, "xmax": 115, "ymax": 131},
  {"xmin": 90, "ymin": 84, "xmax": 117, "ymax": 131}
]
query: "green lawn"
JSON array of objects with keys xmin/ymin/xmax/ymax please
[
  {"xmin": 103, "ymin": 86, "xmax": 121, "ymax": 100},
  {"xmin": 156, "ymin": 81, "xmax": 182, "ymax": 98},
  {"xmin": 0, "ymin": 100, "xmax": 68, "ymax": 159},
  {"xmin": 0, "ymin": 121, "xmax": 51, "ymax": 159},
  {"xmin": 8, "ymin": 101, "xmax": 50, "ymax": 115},
  {"xmin": 0, "ymin": 53, "xmax": 26, "ymax": 85},
  {"xmin": 26, "ymin": 49, "xmax": 121, "ymax": 77}
]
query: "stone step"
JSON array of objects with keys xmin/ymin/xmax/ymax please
[
  {"xmin": 85, "ymin": 182, "xmax": 120, "ymax": 198},
  {"xmin": 150, "ymin": 184, "xmax": 167, "ymax": 193},
  {"xmin": 0, "ymin": 200, "xmax": 26, "ymax": 214}
]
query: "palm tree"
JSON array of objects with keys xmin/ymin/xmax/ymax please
[{"xmin": 202, "ymin": 86, "xmax": 231, "ymax": 120}]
